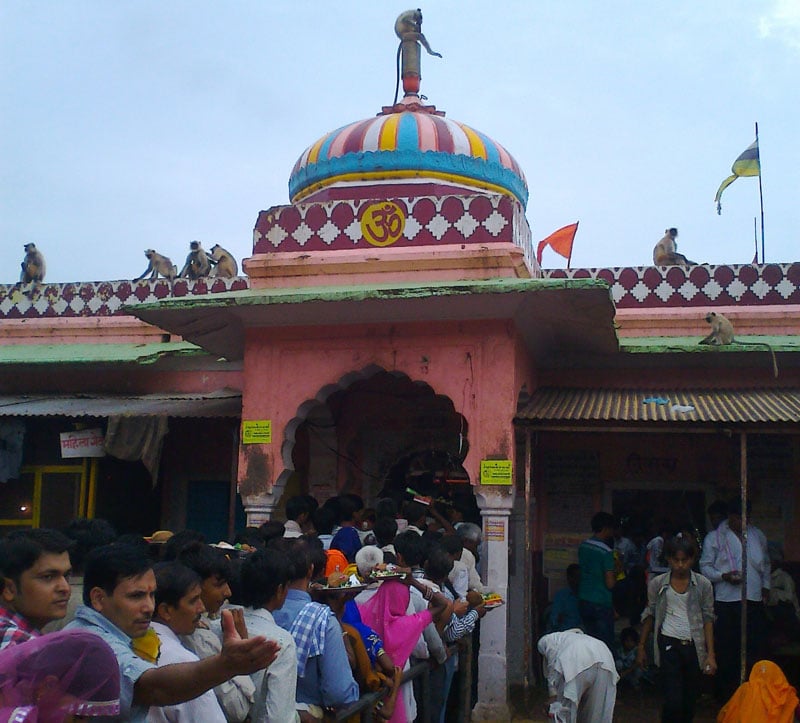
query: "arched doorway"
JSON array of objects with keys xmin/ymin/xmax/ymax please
[{"xmin": 276, "ymin": 366, "xmax": 471, "ymax": 511}]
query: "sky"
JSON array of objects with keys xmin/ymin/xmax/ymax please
[{"xmin": 2, "ymin": 1, "xmax": 799, "ymax": 282}]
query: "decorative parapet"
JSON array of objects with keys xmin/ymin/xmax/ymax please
[
  {"xmin": 0, "ymin": 277, "xmax": 249, "ymax": 319},
  {"xmin": 544, "ymin": 263, "xmax": 800, "ymax": 308},
  {"xmin": 253, "ymin": 194, "xmax": 540, "ymax": 275}
]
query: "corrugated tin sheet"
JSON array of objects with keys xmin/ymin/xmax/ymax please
[
  {"xmin": 516, "ymin": 388, "xmax": 800, "ymax": 424},
  {"xmin": 0, "ymin": 390, "xmax": 241, "ymax": 418}
]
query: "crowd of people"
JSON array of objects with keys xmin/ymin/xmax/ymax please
[
  {"xmin": 0, "ymin": 492, "xmax": 494, "ymax": 722},
  {"xmin": 542, "ymin": 501, "xmax": 800, "ymax": 722}
]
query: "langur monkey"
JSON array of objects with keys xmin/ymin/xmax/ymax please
[
  {"xmin": 394, "ymin": 9, "xmax": 442, "ymax": 57},
  {"xmin": 135, "ymin": 249, "xmax": 177, "ymax": 281},
  {"xmin": 179, "ymin": 240, "xmax": 213, "ymax": 279},
  {"xmin": 20, "ymin": 243, "xmax": 46, "ymax": 285},
  {"xmin": 699, "ymin": 311, "xmax": 778, "ymax": 378},
  {"xmin": 209, "ymin": 244, "xmax": 238, "ymax": 278},
  {"xmin": 653, "ymin": 227, "xmax": 696, "ymax": 266}
]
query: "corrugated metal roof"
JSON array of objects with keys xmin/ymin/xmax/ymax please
[
  {"xmin": 516, "ymin": 388, "xmax": 800, "ymax": 424},
  {"xmin": 0, "ymin": 389, "xmax": 241, "ymax": 418},
  {"xmin": 0, "ymin": 342, "xmax": 206, "ymax": 365}
]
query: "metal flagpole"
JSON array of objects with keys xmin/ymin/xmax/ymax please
[
  {"xmin": 753, "ymin": 218, "xmax": 758, "ymax": 264},
  {"xmin": 740, "ymin": 432, "xmax": 749, "ymax": 685},
  {"xmin": 756, "ymin": 122, "xmax": 765, "ymax": 263},
  {"xmin": 523, "ymin": 430, "xmax": 533, "ymax": 708}
]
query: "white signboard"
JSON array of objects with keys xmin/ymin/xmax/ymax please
[{"xmin": 60, "ymin": 428, "xmax": 105, "ymax": 458}]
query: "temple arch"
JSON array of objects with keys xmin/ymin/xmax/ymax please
[{"xmin": 273, "ymin": 365, "xmax": 470, "ymax": 510}]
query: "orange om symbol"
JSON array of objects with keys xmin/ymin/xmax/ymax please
[{"xmin": 361, "ymin": 202, "xmax": 406, "ymax": 247}]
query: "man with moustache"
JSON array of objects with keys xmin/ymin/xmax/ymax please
[
  {"xmin": 67, "ymin": 543, "xmax": 280, "ymax": 722},
  {"xmin": 149, "ymin": 561, "xmax": 226, "ymax": 722},
  {"xmin": 0, "ymin": 528, "xmax": 73, "ymax": 648},
  {"xmin": 176, "ymin": 541, "xmax": 256, "ymax": 722}
]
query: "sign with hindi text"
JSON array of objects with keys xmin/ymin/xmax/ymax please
[
  {"xmin": 60, "ymin": 429, "xmax": 105, "ymax": 458},
  {"xmin": 480, "ymin": 459, "xmax": 513, "ymax": 485},
  {"xmin": 242, "ymin": 420, "xmax": 272, "ymax": 444}
]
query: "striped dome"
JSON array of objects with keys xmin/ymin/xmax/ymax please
[{"xmin": 289, "ymin": 109, "xmax": 528, "ymax": 206}]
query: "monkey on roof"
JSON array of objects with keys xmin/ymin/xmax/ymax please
[
  {"xmin": 699, "ymin": 311, "xmax": 778, "ymax": 378},
  {"xmin": 179, "ymin": 241, "xmax": 212, "ymax": 279},
  {"xmin": 394, "ymin": 8, "xmax": 441, "ymax": 57},
  {"xmin": 653, "ymin": 227, "xmax": 696, "ymax": 266},
  {"xmin": 20, "ymin": 243, "xmax": 45, "ymax": 285},
  {"xmin": 135, "ymin": 249, "xmax": 177, "ymax": 282}
]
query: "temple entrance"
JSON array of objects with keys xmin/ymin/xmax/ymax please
[{"xmin": 280, "ymin": 368, "xmax": 471, "ymax": 509}]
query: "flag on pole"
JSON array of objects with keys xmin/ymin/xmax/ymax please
[
  {"xmin": 536, "ymin": 222, "xmax": 579, "ymax": 267},
  {"xmin": 715, "ymin": 139, "xmax": 760, "ymax": 214}
]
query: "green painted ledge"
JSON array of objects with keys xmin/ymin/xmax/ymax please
[
  {"xmin": 127, "ymin": 277, "xmax": 612, "ymax": 312},
  {"xmin": 0, "ymin": 341, "xmax": 205, "ymax": 365},
  {"xmin": 620, "ymin": 336, "xmax": 800, "ymax": 353}
]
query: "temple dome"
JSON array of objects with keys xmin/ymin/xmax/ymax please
[{"xmin": 289, "ymin": 99, "xmax": 528, "ymax": 207}]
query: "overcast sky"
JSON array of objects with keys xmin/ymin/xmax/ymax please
[{"xmin": 2, "ymin": 1, "xmax": 798, "ymax": 282}]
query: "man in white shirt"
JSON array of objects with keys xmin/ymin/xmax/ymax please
[
  {"xmin": 699, "ymin": 498, "xmax": 770, "ymax": 702},
  {"xmin": 283, "ymin": 496, "xmax": 312, "ymax": 538},
  {"xmin": 149, "ymin": 562, "xmax": 227, "ymax": 722},
  {"xmin": 457, "ymin": 523, "xmax": 490, "ymax": 593},
  {"xmin": 403, "ymin": 501, "xmax": 429, "ymax": 536},
  {"xmin": 67, "ymin": 544, "xmax": 279, "ymax": 723},
  {"xmin": 177, "ymin": 542, "xmax": 256, "ymax": 721},
  {"xmin": 241, "ymin": 549, "xmax": 300, "ymax": 723}
]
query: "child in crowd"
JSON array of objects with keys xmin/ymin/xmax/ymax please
[
  {"xmin": 637, "ymin": 534, "xmax": 716, "ymax": 723},
  {"xmin": 615, "ymin": 627, "xmax": 644, "ymax": 688}
]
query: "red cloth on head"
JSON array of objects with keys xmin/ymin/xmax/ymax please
[{"xmin": 325, "ymin": 548, "xmax": 349, "ymax": 577}]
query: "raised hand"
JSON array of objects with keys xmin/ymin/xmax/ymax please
[{"xmin": 219, "ymin": 608, "xmax": 279, "ymax": 675}]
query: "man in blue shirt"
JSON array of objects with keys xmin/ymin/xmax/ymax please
[
  {"xmin": 67, "ymin": 544, "xmax": 280, "ymax": 722},
  {"xmin": 547, "ymin": 563, "xmax": 583, "ymax": 633},
  {"xmin": 273, "ymin": 538, "xmax": 359, "ymax": 716},
  {"xmin": 578, "ymin": 512, "xmax": 617, "ymax": 651}
]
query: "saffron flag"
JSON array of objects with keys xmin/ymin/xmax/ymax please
[
  {"xmin": 715, "ymin": 139, "xmax": 760, "ymax": 214},
  {"xmin": 536, "ymin": 222, "xmax": 579, "ymax": 267}
]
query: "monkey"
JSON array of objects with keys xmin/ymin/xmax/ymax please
[
  {"xmin": 135, "ymin": 249, "xmax": 177, "ymax": 282},
  {"xmin": 699, "ymin": 311, "xmax": 778, "ymax": 378},
  {"xmin": 394, "ymin": 9, "xmax": 442, "ymax": 57},
  {"xmin": 178, "ymin": 240, "xmax": 213, "ymax": 279},
  {"xmin": 19, "ymin": 243, "xmax": 46, "ymax": 285},
  {"xmin": 209, "ymin": 244, "xmax": 238, "ymax": 278},
  {"xmin": 653, "ymin": 227, "xmax": 696, "ymax": 266}
]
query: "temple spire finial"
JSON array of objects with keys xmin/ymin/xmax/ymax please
[{"xmin": 394, "ymin": 9, "xmax": 442, "ymax": 98}]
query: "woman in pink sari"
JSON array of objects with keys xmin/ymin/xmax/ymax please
[
  {"xmin": 0, "ymin": 629, "xmax": 120, "ymax": 722},
  {"xmin": 358, "ymin": 577, "xmax": 451, "ymax": 722}
]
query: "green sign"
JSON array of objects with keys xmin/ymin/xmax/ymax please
[
  {"xmin": 242, "ymin": 420, "xmax": 272, "ymax": 444},
  {"xmin": 480, "ymin": 459, "xmax": 513, "ymax": 485}
]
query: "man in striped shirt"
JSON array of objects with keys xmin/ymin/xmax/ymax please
[{"xmin": 0, "ymin": 528, "xmax": 73, "ymax": 650}]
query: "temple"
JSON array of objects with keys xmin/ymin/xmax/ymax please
[{"xmin": 1, "ymin": 11, "xmax": 798, "ymax": 718}]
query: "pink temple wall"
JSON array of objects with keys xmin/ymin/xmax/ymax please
[{"xmin": 236, "ymin": 319, "xmax": 533, "ymax": 499}]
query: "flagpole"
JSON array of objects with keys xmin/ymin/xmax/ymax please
[
  {"xmin": 753, "ymin": 217, "xmax": 758, "ymax": 264},
  {"xmin": 756, "ymin": 122, "xmax": 765, "ymax": 262},
  {"xmin": 567, "ymin": 221, "xmax": 578, "ymax": 270}
]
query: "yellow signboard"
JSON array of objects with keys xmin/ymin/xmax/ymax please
[
  {"xmin": 242, "ymin": 420, "xmax": 272, "ymax": 444},
  {"xmin": 480, "ymin": 459, "xmax": 513, "ymax": 485}
]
